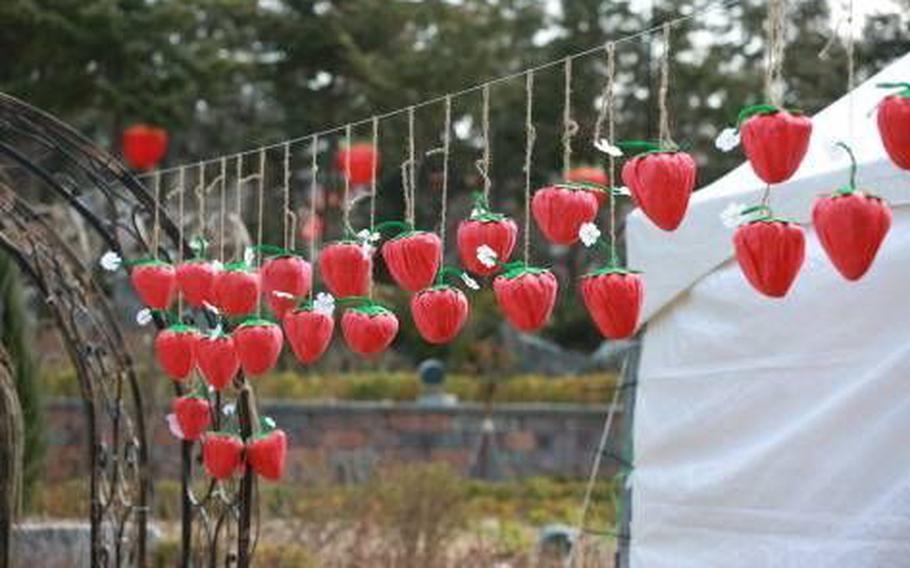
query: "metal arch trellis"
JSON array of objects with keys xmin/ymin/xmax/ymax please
[{"xmin": 0, "ymin": 92, "xmax": 256, "ymax": 566}]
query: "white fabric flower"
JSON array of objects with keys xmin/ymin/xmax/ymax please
[
  {"xmin": 135, "ymin": 308, "xmax": 153, "ymax": 326},
  {"xmin": 720, "ymin": 202, "xmax": 746, "ymax": 229},
  {"xmin": 469, "ymin": 207, "xmax": 483, "ymax": 219},
  {"xmin": 262, "ymin": 416, "xmax": 276, "ymax": 429},
  {"xmin": 579, "ymin": 222, "xmax": 602, "ymax": 248},
  {"xmin": 612, "ymin": 186, "xmax": 632, "ymax": 197},
  {"xmin": 476, "ymin": 245, "xmax": 498, "ymax": 268},
  {"xmin": 272, "ymin": 290, "xmax": 295, "ymax": 299},
  {"xmin": 715, "ymin": 127, "xmax": 740, "ymax": 152},
  {"xmin": 359, "ymin": 242, "xmax": 374, "ymax": 260},
  {"xmin": 222, "ymin": 403, "xmax": 236, "ymax": 417},
  {"xmin": 211, "ymin": 260, "xmax": 224, "ymax": 271},
  {"xmin": 165, "ymin": 413, "xmax": 185, "ymax": 440},
  {"xmin": 243, "ymin": 246, "xmax": 255, "ymax": 266},
  {"xmin": 99, "ymin": 251, "xmax": 122, "ymax": 272},
  {"xmin": 202, "ymin": 301, "xmax": 220, "ymax": 316},
  {"xmin": 357, "ymin": 229, "xmax": 380, "ymax": 243},
  {"xmin": 210, "ymin": 324, "xmax": 224, "ymax": 337},
  {"xmin": 594, "ymin": 138, "xmax": 624, "ymax": 157},
  {"xmin": 313, "ymin": 292, "xmax": 335, "ymax": 317},
  {"xmin": 461, "ymin": 273, "xmax": 480, "ymax": 290}
]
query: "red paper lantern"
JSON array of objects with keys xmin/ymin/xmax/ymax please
[
  {"xmin": 411, "ymin": 286, "xmax": 469, "ymax": 344},
  {"xmin": 247, "ymin": 429, "xmax": 288, "ymax": 481},
  {"xmin": 532, "ymin": 185, "xmax": 599, "ymax": 245},
  {"xmin": 122, "ymin": 124, "xmax": 168, "ymax": 171},
  {"xmin": 341, "ymin": 306, "xmax": 399, "ymax": 357},
  {"xmin": 381, "ymin": 232, "xmax": 442, "ymax": 293},
  {"xmin": 877, "ymin": 87, "xmax": 910, "ymax": 170},
  {"xmin": 580, "ymin": 270, "xmax": 643, "ymax": 340},
  {"xmin": 622, "ymin": 151, "xmax": 696, "ymax": 231},
  {"xmin": 739, "ymin": 108, "xmax": 812, "ymax": 184},
  {"xmin": 335, "ymin": 142, "xmax": 380, "ymax": 186},
  {"xmin": 733, "ymin": 219, "xmax": 805, "ymax": 298},
  {"xmin": 493, "ymin": 267, "xmax": 558, "ymax": 332},
  {"xmin": 154, "ymin": 324, "xmax": 199, "ymax": 381},
  {"xmin": 813, "ymin": 191, "xmax": 891, "ymax": 281},
  {"xmin": 284, "ymin": 308, "xmax": 335, "ymax": 364},
  {"xmin": 202, "ymin": 433, "xmax": 244, "ymax": 480}
]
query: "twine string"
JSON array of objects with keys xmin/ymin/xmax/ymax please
[
  {"xmin": 235, "ymin": 154, "xmax": 244, "ymax": 260},
  {"xmin": 152, "ymin": 170, "xmax": 161, "ymax": 259},
  {"xmin": 408, "ymin": 106, "xmax": 417, "ymax": 225},
  {"xmin": 523, "ymin": 71, "xmax": 536, "ymax": 265},
  {"xmin": 440, "ymin": 95, "xmax": 452, "ymax": 256},
  {"xmin": 196, "ymin": 162, "xmax": 206, "ymax": 243},
  {"xmin": 370, "ymin": 116, "xmax": 379, "ymax": 231},
  {"xmin": 178, "ymin": 167, "xmax": 186, "ymax": 264},
  {"xmin": 606, "ymin": 42, "xmax": 619, "ymax": 267},
  {"xmin": 481, "ymin": 84, "xmax": 492, "ymax": 200},
  {"xmin": 219, "ymin": 157, "xmax": 227, "ymax": 262},
  {"xmin": 765, "ymin": 0, "xmax": 787, "ymax": 106},
  {"xmin": 846, "ymin": 0, "xmax": 856, "ymax": 144},
  {"xmin": 309, "ymin": 135, "xmax": 319, "ymax": 302},
  {"xmin": 562, "ymin": 57, "xmax": 578, "ymax": 178},
  {"xmin": 343, "ymin": 124, "xmax": 352, "ymax": 230},
  {"xmin": 283, "ymin": 142, "xmax": 292, "ymax": 249},
  {"xmin": 657, "ymin": 22, "xmax": 674, "ymax": 148},
  {"xmin": 256, "ymin": 148, "xmax": 266, "ymax": 315}
]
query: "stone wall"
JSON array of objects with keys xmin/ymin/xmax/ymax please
[{"xmin": 43, "ymin": 398, "xmax": 620, "ymax": 482}]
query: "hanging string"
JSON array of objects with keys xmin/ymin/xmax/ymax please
[
  {"xmin": 178, "ymin": 166, "xmax": 186, "ymax": 264},
  {"xmin": 369, "ymin": 116, "xmax": 379, "ymax": 232},
  {"xmin": 606, "ymin": 43, "xmax": 619, "ymax": 267},
  {"xmin": 140, "ymin": 0, "xmax": 743, "ymax": 180},
  {"xmin": 562, "ymin": 57, "xmax": 578, "ymax": 178},
  {"xmin": 255, "ymin": 148, "xmax": 266, "ymax": 314},
  {"xmin": 196, "ymin": 162, "xmax": 206, "ymax": 243},
  {"xmin": 440, "ymin": 95, "xmax": 452, "ymax": 255},
  {"xmin": 657, "ymin": 23, "xmax": 674, "ymax": 148},
  {"xmin": 152, "ymin": 170, "xmax": 161, "ymax": 259},
  {"xmin": 282, "ymin": 142, "xmax": 293, "ymax": 249},
  {"xmin": 343, "ymin": 124, "xmax": 353, "ymax": 231},
  {"xmin": 219, "ymin": 157, "xmax": 227, "ymax": 262},
  {"xmin": 309, "ymin": 135, "xmax": 319, "ymax": 302},
  {"xmin": 523, "ymin": 71, "xmax": 536, "ymax": 266},
  {"xmin": 764, "ymin": 0, "xmax": 787, "ymax": 106},
  {"xmin": 235, "ymin": 154, "xmax": 244, "ymax": 261},
  {"xmin": 403, "ymin": 106, "xmax": 417, "ymax": 226},
  {"xmin": 480, "ymin": 84, "xmax": 492, "ymax": 200},
  {"xmin": 846, "ymin": 0, "xmax": 856, "ymax": 145}
]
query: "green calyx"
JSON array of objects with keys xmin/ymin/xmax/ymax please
[
  {"xmin": 557, "ymin": 181, "xmax": 629, "ymax": 197},
  {"xmin": 498, "ymin": 261, "xmax": 551, "ymax": 280},
  {"xmin": 434, "ymin": 265, "xmax": 475, "ymax": 289},
  {"xmin": 350, "ymin": 303, "xmax": 393, "ymax": 317},
  {"xmin": 167, "ymin": 323, "xmax": 199, "ymax": 334},
  {"xmin": 256, "ymin": 416, "xmax": 278, "ymax": 436},
  {"xmin": 338, "ymin": 296, "xmax": 393, "ymax": 314},
  {"xmin": 583, "ymin": 265, "xmax": 642, "ymax": 278},
  {"xmin": 735, "ymin": 104, "xmax": 803, "ymax": 128},
  {"xmin": 372, "ymin": 220, "xmax": 413, "ymax": 239},
  {"xmin": 237, "ymin": 317, "xmax": 277, "ymax": 328},
  {"xmin": 617, "ymin": 140, "xmax": 677, "ymax": 156},
  {"xmin": 468, "ymin": 192, "xmax": 509, "ymax": 222},
  {"xmin": 222, "ymin": 261, "xmax": 252, "ymax": 272},
  {"xmin": 878, "ymin": 82, "xmax": 910, "ymax": 98},
  {"xmin": 388, "ymin": 229, "xmax": 432, "ymax": 242}
]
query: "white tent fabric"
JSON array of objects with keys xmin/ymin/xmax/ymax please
[{"xmin": 627, "ymin": 53, "xmax": 910, "ymax": 567}]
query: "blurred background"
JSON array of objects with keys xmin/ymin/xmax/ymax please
[{"xmin": 2, "ymin": 0, "xmax": 908, "ymax": 565}]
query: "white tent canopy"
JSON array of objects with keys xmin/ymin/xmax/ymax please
[{"xmin": 627, "ymin": 53, "xmax": 910, "ymax": 567}]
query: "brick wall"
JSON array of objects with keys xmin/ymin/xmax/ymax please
[{"xmin": 43, "ymin": 398, "xmax": 620, "ymax": 482}]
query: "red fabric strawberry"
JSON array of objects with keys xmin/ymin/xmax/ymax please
[
  {"xmin": 457, "ymin": 216, "xmax": 518, "ymax": 276},
  {"xmin": 261, "ymin": 255, "xmax": 312, "ymax": 318},
  {"xmin": 813, "ymin": 191, "xmax": 891, "ymax": 281},
  {"xmin": 176, "ymin": 260, "xmax": 218, "ymax": 308},
  {"xmin": 532, "ymin": 185, "xmax": 599, "ymax": 245},
  {"xmin": 202, "ymin": 432, "xmax": 244, "ymax": 480},
  {"xmin": 411, "ymin": 286, "xmax": 469, "ymax": 344},
  {"xmin": 382, "ymin": 231, "xmax": 442, "ymax": 292},
  {"xmin": 493, "ymin": 266, "xmax": 558, "ymax": 332},
  {"xmin": 130, "ymin": 260, "xmax": 177, "ymax": 309},
  {"xmin": 154, "ymin": 324, "xmax": 199, "ymax": 381},
  {"xmin": 580, "ymin": 270, "xmax": 644, "ymax": 340},
  {"xmin": 566, "ymin": 166, "xmax": 610, "ymax": 206},
  {"xmin": 341, "ymin": 305, "xmax": 399, "ymax": 357},
  {"xmin": 195, "ymin": 333, "xmax": 240, "ymax": 391},
  {"xmin": 335, "ymin": 142, "xmax": 380, "ymax": 186},
  {"xmin": 877, "ymin": 84, "xmax": 910, "ymax": 170},
  {"xmin": 739, "ymin": 107, "xmax": 812, "ymax": 184},
  {"xmin": 733, "ymin": 218, "xmax": 805, "ymax": 298},
  {"xmin": 122, "ymin": 124, "xmax": 168, "ymax": 171},
  {"xmin": 319, "ymin": 241, "xmax": 372, "ymax": 298},
  {"xmin": 247, "ymin": 428, "xmax": 288, "ymax": 481},
  {"xmin": 622, "ymin": 151, "xmax": 696, "ymax": 231},
  {"xmin": 233, "ymin": 319, "xmax": 284, "ymax": 377},
  {"xmin": 283, "ymin": 307, "xmax": 335, "ymax": 364},
  {"xmin": 213, "ymin": 265, "xmax": 260, "ymax": 316},
  {"xmin": 171, "ymin": 395, "xmax": 211, "ymax": 441}
]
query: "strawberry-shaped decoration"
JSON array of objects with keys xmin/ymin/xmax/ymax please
[
  {"xmin": 122, "ymin": 124, "xmax": 168, "ymax": 171},
  {"xmin": 381, "ymin": 226, "xmax": 442, "ymax": 293},
  {"xmin": 319, "ymin": 241, "xmax": 372, "ymax": 298},
  {"xmin": 195, "ymin": 331, "xmax": 240, "ymax": 391},
  {"xmin": 812, "ymin": 142, "xmax": 891, "ymax": 281},
  {"xmin": 202, "ymin": 432, "xmax": 244, "ymax": 480},
  {"xmin": 737, "ymin": 105, "xmax": 812, "ymax": 184},
  {"xmin": 260, "ymin": 252, "xmax": 312, "ymax": 318},
  {"xmin": 171, "ymin": 395, "xmax": 212, "ymax": 441},
  {"xmin": 457, "ymin": 194, "xmax": 518, "ymax": 276},
  {"xmin": 493, "ymin": 264, "xmax": 558, "ymax": 332},
  {"xmin": 566, "ymin": 166, "xmax": 610, "ymax": 206},
  {"xmin": 335, "ymin": 142, "xmax": 380, "ymax": 186},
  {"xmin": 130, "ymin": 259, "xmax": 177, "ymax": 309},
  {"xmin": 410, "ymin": 268, "xmax": 475, "ymax": 344},
  {"xmin": 580, "ymin": 269, "xmax": 643, "ymax": 340},
  {"xmin": 213, "ymin": 262, "xmax": 260, "ymax": 317},
  {"xmin": 233, "ymin": 319, "xmax": 284, "ymax": 377},
  {"xmin": 247, "ymin": 423, "xmax": 288, "ymax": 481},
  {"xmin": 876, "ymin": 83, "xmax": 910, "ymax": 170},
  {"xmin": 532, "ymin": 185, "xmax": 599, "ymax": 245},
  {"xmin": 341, "ymin": 301, "xmax": 399, "ymax": 357},
  {"xmin": 620, "ymin": 142, "xmax": 696, "ymax": 231},
  {"xmin": 154, "ymin": 324, "xmax": 200, "ymax": 381},
  {"xmin": 733, "ymin": 207, "xmax": 805, "ymax": 298},
  {"xmin": 283, "ymin": 293, "xmax": 335, "ymax": 364},
  {"xmin": 176, "ymin": 259, "xmax": 218, "ymax": 308}
]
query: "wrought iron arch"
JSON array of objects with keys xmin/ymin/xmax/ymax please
[{"xmin": 0, "ymin": 93, "xmax": 253, "ymax": 566}]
